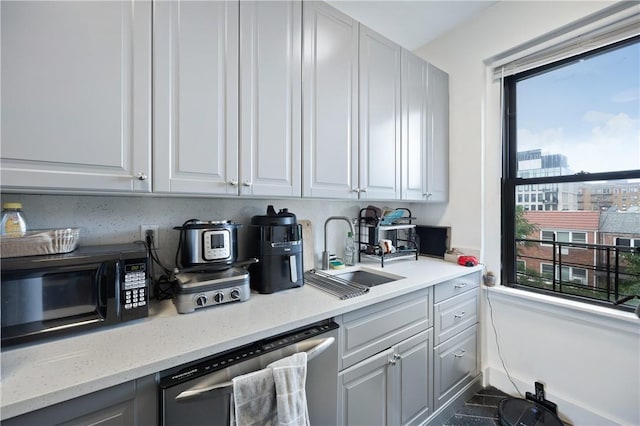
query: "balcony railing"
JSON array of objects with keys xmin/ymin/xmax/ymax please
[{"xmin": 514, "ymin": 238, "xmax": 640, "ymax": 312}]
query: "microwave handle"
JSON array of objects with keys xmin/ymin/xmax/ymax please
[{"xmin": 95, "ymin": 263, "xmax": 111, "ymax": 313}]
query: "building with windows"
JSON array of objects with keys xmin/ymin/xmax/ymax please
[
  {"xmin": 517, "ymin": 211, "xmax": 600, "ymax": 286},
  {"xmin": 516, "ymin": 149, "xmax": 579, "ymax": 211},
  {"xmin": 578, "ymin": 181, "xmax": 640, "ymax": 211}
]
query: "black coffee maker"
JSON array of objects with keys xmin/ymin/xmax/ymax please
[{"xmin": 248, "ymin": 206, "xmax": 304, "ymax": 294}]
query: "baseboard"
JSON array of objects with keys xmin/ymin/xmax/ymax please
[
  {"xmin": 485, "ymin": 366, "xmax": 631, "ymax": 425},
  {"xmin": 424, "ymin": 374, "xmax": 483, "ymax": 426}
]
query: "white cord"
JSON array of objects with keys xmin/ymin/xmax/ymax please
[{"xmin": 486, "ymin": 287, "xmax": 524, "ymax": 398}]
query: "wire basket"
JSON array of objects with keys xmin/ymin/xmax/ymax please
[{"xmin": 0, "ymin": 228, "xmax": 80, "ymax": 258}]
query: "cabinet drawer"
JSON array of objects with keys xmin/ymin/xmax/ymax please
[
  {"xmin": 434, "ymin": 289, "xmax": 478, "ymax": 345},
  {"xmin": 339, "ymin": 289, "xmax": 430, "ymax": 370},
  {"xmin": 433, "ymin": 271, "xmax": 480, "ymax": 304},
  {"xmin": 434, "ymin": 324, "xmax": 478, "ymax": 409}
]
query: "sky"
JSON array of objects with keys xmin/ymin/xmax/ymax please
[{"xmin": 516, "ymin": 39, "xmax": 640, "ymax": 175}]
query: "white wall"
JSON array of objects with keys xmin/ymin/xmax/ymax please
[{"xmin": 413, "ymin": 1, "xmax": 640, "ymax": 424}]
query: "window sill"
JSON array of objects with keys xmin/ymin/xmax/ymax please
[{"xmin": 486, "ymin": 285, "xmax": 639, "ymax": 335}]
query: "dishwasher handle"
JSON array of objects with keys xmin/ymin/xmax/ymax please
[{"xmin": 174, "ymin": 336, "xmax": 335, "ymax": 402}]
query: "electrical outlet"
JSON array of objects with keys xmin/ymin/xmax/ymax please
[{"xmin": 140, "ymin": 225, "xmax": 159, "ymax": 247}]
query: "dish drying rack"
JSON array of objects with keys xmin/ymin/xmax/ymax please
[
  {"xmin": 357, "ymin": 207, "xmax": 419, "ymax": 267},
  {"xmin": 304, "ymin": 269, "xmax": 370, "ymax": 300}
]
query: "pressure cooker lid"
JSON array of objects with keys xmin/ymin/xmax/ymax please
[
  {"xmin": 251, "ymin": 205, "xmax": 297, "ymax": 226},
  {"xmin": 175, "ymin": 219, "xmax": 241, "ymax": 230}
]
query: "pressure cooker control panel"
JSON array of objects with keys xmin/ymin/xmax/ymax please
[{"xmin": 202, "ymin": 229, "xmax": 231, "ymax": 261}]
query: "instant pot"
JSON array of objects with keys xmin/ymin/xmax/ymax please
[{"xmin": 175, "ymin": 220, "xmax": 241, "ymax": 269}]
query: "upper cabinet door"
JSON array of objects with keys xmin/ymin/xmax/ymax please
[
  {"xmin": 401, "ymin": 50, "xmax": 428, "ymax": 201},
  {"xmin": 426, "ymin": 64, "xmax": 449, "ymax": 202},
  {"xmin": 240, "ymin": 1, "xmax": 301, "ymax": 197},
  {"xmin": 153, "ymin": 0, "xmax": 239, "ymax": 195},
  {"xmin": 358, "ymin": 26, "xmax": 401, "ymax": 200},
  {"xmin": 302, "ymin": 2, "xmax": 359, "ymax": 199},
  {"xmin": 1, "ymin": 1, "xmax": 152, "ymax": 192}
]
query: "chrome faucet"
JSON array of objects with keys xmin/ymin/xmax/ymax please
[{"xmin": 322, "ymin": 216, "xmax": 356, "ymax": 270}]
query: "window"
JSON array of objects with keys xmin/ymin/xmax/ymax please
[{"xmin": 502, "ymin": 35, "xmax": 640, "ymax": 312}]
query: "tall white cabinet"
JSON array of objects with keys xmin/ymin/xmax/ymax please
[
  {"xmin": 239, "ymin": 1, "xmax": 302, "ymax": 197},
  {"xmin": 302, "ymin": 2, "xmax": 359, "ymax": 199},
  {"xmin": 153, "ymin": 1, "xmax": 239, "ymax": 195},
  {"xmin": 358, "ymin": 26, "xmax": 402, "ymax": 200},
  {"xmin": 0, "ymin": 1, "xmax": 152, "ymax": 192},
  {"xmin": 401, "ymin": 50, "xmax": 449, "ymax": 202}
]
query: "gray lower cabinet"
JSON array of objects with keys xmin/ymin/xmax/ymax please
[
  {"xmin": 432, "ymin": 272, "xmax": 481, "ymax": 412},
  {"xmin": 337, "ymin": 288, "xmax": 433, "ymax": 426},
  {"xmin": 3, "ymin": 375, "xmax": 157, "ymax": 426},
  {"xmin": 339, "ymin": 330, "xmax": 433, "ymax": 426}
]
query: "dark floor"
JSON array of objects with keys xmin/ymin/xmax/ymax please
[{"xmin": 444, "ymin": 386, "xmax": 511, "ymax": 426}]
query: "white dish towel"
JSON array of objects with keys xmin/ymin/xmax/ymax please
[{"xmin": 230, "ymin": 352, "xmax": 309, "ymax": 426}]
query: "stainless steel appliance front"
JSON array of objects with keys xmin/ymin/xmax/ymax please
[
  {"xmin": 1, "ymin": 243, "xmax": 149, "ymax": 348},
  {"xmin": 159, "ymin": 320, "xmax": 339, "ymax": 426}
]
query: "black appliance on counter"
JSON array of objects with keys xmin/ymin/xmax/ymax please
[
  {"xmin": 1, "ymin": 243, "xmax": 149, "ymax": 348},
  {"xmin": 248, "ymin": 206, "xmax": 304, "ymax": 293}
]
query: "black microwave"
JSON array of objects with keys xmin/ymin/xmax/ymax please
[{"xmin": 1, "ymin": 243, "xmax": 149, "ymax": 348}]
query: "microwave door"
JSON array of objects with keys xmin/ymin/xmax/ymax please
[{"xmin": 1, "ymin": 263, "xmax": 107, "ymax": 345}]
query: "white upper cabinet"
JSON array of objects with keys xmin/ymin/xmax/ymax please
[
  {"xmin": 153, "ymin": 0, "xmax": 239, "ymax": 195},
  {"xmin": 401, "ymin": 50, "xmax": 428, "ymax": 201},
  {"xmin": 0, "ymin": 1, "xmax": 152, "ymax": 192},
  {"xmin": 401, "ymin": 50, "xmax": 449, "ymax": 202},
  {"xmin": 358, "ymin": 26, "xmax": 402, "ymax": 200},
  {"xmin": 302, "ymin": 1, "xmax": 359, "ymax": 199},
  {"xmin": 239, "ymin": 1, "xmax": 302, "ymax": 197},
  {"xmin": 154, "ymin": 0, "xmax": 301, "ymax": 197},
  {"xmin": 426, "ymin": 64, "xmax": 449, "ymax": 202}
]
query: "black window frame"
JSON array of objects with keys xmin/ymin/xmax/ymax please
[{"xmin": 501, "ymin": 35, "xmax": 640, "ymax": 312}]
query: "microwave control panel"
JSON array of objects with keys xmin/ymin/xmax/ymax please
[{"xmin": 122, "ymin": 260, "xmax": 148, "ymax": 311}]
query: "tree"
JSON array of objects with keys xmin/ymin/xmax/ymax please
[{"xmin": 515, "ymin": 206, "xmax": 538, "ymax": 246}]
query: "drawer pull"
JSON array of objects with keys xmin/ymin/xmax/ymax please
[
  {"xmin": 454, "ymin": 311, "xmax": 466, "ymax": 319},
  {"xmin": 388, "ymin": 358, "xmax": 397, "ymax": 366},
  {"xmin": 453, "ymin": 349, "xmax": 466, "ymax": 358},
  {"xmin": 454, "ymin": 283, "xmax": 467, "ymax": 289}
]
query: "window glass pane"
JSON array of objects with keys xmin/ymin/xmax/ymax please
[
  {"xmin": 541, "ymin": 230, "xmax": 554, "ymax": 241},
  {"xmin": 557, "ymin": 231, "xmax": 570, "ymax": 243},
  {"xmin": 573, "ymin": 232, "xmax": 586, "ymax": 244},
  {"xmin": 617, "ymin": 238, "xmax": 631, "ymax": 246},
  {"xmin": 516, "ymin": 42, "xmax": 640, "ymax": 177}
]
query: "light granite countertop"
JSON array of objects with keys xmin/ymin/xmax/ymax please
[{"xmin": 0, "ymin": 256, "xmax": 482, "ymax": 420}]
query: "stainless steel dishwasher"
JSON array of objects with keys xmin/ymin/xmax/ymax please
[{"xmin": 159, "ymin": 319, "xmax": 339, "ymax": 426}]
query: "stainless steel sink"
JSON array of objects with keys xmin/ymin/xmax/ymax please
[{"xmin": 334, "ymin": 270, "xmax": 404, "ymax": 287}]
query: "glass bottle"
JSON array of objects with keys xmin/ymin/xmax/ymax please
[
  {"xmin": 344, "ymin": 231, "xmax": 356, "ymax": 266},
  {"xmin": 1, "ymin": 202, "xmax": 28, "ymax": 236}
]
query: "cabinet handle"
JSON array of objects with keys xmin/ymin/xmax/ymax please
[
  {"xmin": 454, "ymin": 311, "xmax": 466, "ymax": 319},
  {"xmin": 423, "ymin": 192, "xmax": 432, "ymax": 199},
  {"xmin": 360, "ymin": 188, "xmax": 367, "ymax": 193},
  {"xmin": 454, "ymin": 283, "xmax": 467, "ymax": 289},
  {"xmin": 352, "ymin": 188, "xmax": 360, "ymax": 193},
  {"xmin": 453, "ymin": 349, "xmax": 466, "ymax": 358},
  {"xmin": 242, "ymin": 181, "xmax": 252, "ymax": 187},
  {"xmin": 228, "ymin": 180, "xmax": 238, "ymax": 186},
  {"xmin": 388, "ymin": 358, "xmax": 397, "ymax": 366},
  {"xmin": 393, "ymin": 353, "xmax": 401, "ymax": 361},
  {"xmin": 135, "ymin": 172, "xmax": 147, "ymax": 181}
]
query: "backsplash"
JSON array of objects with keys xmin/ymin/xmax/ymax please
[{"xmin": 1, "ymin": 194, "xmax": 418, "ymax": 270}]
